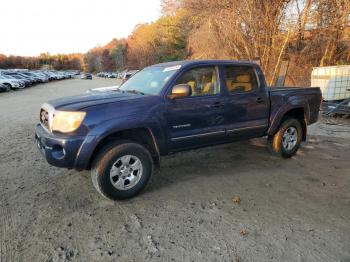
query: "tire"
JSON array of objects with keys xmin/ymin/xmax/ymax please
[
  {"xmin": 267, "ymin": 118, "xmax": 303, "ymax": 158},
  {"xmin": 4, "ymin": 83, "xmax": 12, "ymax": 91},
  {"xmin": 91, "ymin": 140, "xmax": 153, "ymax": 200}
]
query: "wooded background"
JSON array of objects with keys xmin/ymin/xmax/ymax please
[{"xmin": 1, "ymin": 0, "xmax": 349, "ymax": 86}]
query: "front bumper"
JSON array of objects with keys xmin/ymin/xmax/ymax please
[
  {"xmin": 35, "ymin": 124, "xmax": 85, "ymax": 169},
  {"xmin": 12, "ymin": 83, "xmax": 25, "ymax": 89},
  {"xmin": 0, "ymin": 85, "xmax": 8, "ymax": 92}
]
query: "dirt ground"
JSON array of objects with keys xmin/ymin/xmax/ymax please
[{"xmin": 0, "ymin": 77, "xmax": 350, "ymax": 262}]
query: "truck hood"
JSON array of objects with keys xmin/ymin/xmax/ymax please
[{"xmin": 48, "ymin": 91, "xmax": 153, "ymax": 111}]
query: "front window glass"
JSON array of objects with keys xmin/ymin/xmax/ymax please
[
  {"xmin": 174, "ymin": 66, "xmax": 219, "ymax": 97},
  {"xmin": 119, "ymin": 66, "xmax": 179, "ymax": 95},
  {"xmin": 10, "ymin": 74, "xmax": 23, "ymax": 79}
]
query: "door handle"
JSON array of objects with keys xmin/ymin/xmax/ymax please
[
  {"xmin": 256, "ymin": 97, "xmax": 264, "ymax": 103},
  {"xmin": 210, "ymin": 102, "xmax": 224, "ymax": 108}
]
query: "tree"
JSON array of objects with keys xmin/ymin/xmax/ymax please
[
  {"xmin": 1, "ymin": 0, "xmax": 349, "ymax": 86},
  {"xmin": 101, "ymin": 49, "xmax": 113, "ymax": 71},
  {"xmin": 110, "ymin": 40, "xmax": 128, "ymax": 70}
]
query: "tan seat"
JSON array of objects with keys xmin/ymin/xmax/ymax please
[
  {"xmin": 203, "ymin": 82, "xmax": 212, "ymax": 93},
  {"xmin": 230, "ymin": 74, "xmax": 252, "ymax": 92},
  {"xmin": 226, "ymin": 80, "xmax": 234, "ymax": 90},
  {"xmin": 203, "ymin": 73, "xmax": 217, "ymax": 94}
]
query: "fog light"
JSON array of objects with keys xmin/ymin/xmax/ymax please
[{"xmin": 51, "ymin": 145, "xmax": 65, "ymax": 160}]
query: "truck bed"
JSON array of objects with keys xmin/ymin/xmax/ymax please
[{"xmin": 269, "ymin": 87, "xmax": 322, "ymax": 126}]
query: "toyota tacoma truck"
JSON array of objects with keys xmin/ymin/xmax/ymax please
[{"xmin": 35, "ymin": 60, "xmax": 321, "ymax": 200}]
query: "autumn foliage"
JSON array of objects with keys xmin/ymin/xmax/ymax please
[
  {"xmin": 1, "ymin": 0, "xmax": 349, "ymax": 86},
  {"xmin": 0, "ymin": 53, "xmax": 82, "ymax": 71}
]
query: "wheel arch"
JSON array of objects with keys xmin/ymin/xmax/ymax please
[
  {"xmin": 268, "ymin": 107, "xmax": 308, "ymax": 141},
  {"xmin": 86, "ymin": 127, "xmax": 160, "ymax": 170},
  {"xmin": 3, "ymin": 82, "xmax": 12, "ymax": 88}
]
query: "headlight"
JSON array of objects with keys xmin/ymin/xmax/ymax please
[{"xmin": 51, "ymin": 111, "xmax": 86, "ymax": 133}]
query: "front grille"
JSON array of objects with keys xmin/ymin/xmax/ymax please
[{"xmin": 40, "ymin": 108, "xmax": 49, "ymax": 130}]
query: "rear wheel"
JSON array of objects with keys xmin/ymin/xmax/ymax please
[
  {"xmin": 267, "ymin": 118, "xmax": 303, "ymax": 158},
  {"xmin": 91, "ymin": 141, "xmax": 153, "ymax": 200}
]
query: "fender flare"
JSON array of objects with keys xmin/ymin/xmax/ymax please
[
  {"xmin": 268, "ymin": 96, "xmax": 310, "ymax": 136},
  {"xmin": 74, "ymin": 117, "xmax": 165, "ymax": 169}
]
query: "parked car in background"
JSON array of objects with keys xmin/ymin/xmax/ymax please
[
  {"xmin": 97, "ymin": 72, "xmax": 118, "ymax": 78},
  {"xmin": 35, "ymin": 60, "xmax": 321, "ymax": 200},
  {"xmin": 109, "ymin": 73, "xmax": 118, "ymax": 78},
  {"xmin": 0, "ymin": 69, "xmax": 76, "ymax": 90},
  {"xmin": 97, "ymin": 71, "xmax": 139, "ymax": 80},
  {"xmin": 43, "ymin": 71, "xmax": 59, "ymax": 80},
  {"xmin": 2, "ymin": 72, "xmax": 34, "ymax": 86},
  {"xmin": 81, "ymin": 73, "xmax": 92, "ymax": 80},
  {"xmin": 32, "ymin": 72, "xmax": 49, "ymax": 82},
  {"xmin": 120, "ymin": 70, "xmax": 139, "ymax": 83},
  {"xmin": 0, "ymin": 75, "xmax": 25, "ymax": 89},
  {"xmin": 14, "ymin": 72, "xmax": 39, "ymax": 83},
  {"xmin": 21, "ymin": 72, "xmax": 46, "ymax": 83}
]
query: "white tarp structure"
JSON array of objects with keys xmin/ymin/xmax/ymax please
[{"xmin": 311, "ymin": 65, "xmax": 350, "ymax": 101}]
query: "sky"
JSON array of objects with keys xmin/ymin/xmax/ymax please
[{"xmin": 0, "ymin": 0, "xmax": 162, "ymax": 56}]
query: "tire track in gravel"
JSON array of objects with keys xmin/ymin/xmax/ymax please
[
  {"xmin": 0, "ymin": 122, "xmax": 63, "ymax": 262},
  {"xmin": 0, "ymin": 193, "xmax": 19, "ymax": 262}
]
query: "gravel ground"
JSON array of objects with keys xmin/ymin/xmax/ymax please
[{"xmin": 0, "ymin": 77, "xmax": 350, "ymax": 262}]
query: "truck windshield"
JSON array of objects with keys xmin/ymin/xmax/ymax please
[{"xmin": 119, "ymin": 66, "xmax": 179, "ymax": 95}]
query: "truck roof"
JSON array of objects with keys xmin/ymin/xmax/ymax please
[{"xmin": 151, "ymin": 60, "xmax": 259, "ymax": 68}]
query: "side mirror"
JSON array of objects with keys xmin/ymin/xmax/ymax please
[{"xmin": 168, "ymin": 84, "xmax": 192, "ymax": 100}]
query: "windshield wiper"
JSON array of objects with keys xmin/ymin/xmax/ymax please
[{"xmin": 125, "ymin": 89, "xmax": 145, "ymax": 95}]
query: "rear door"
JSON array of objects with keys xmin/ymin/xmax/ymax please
[
  {"xmin": 165, "ymin": 66, "xmax": 226, "ymax": 150},
  {"xmin": 221, "ymin": 65, "xmax": 269, "ymax": 138}
]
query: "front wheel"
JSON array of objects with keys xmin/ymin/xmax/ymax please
[
  {"xmin": 4, "ymin": 83, "xmax": 12, "ymax": 91},
  {"xmin": 267, "ymin": 118, "xmax": 303, "ymax": 158},
  {"xmin": 91, "ymin": 141, "xmax": 153, "ymax": 200}
]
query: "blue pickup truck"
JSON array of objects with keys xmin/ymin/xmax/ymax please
[{"xmin": 35, "ymin": 60, "xmax": 321, "ymax": 200}]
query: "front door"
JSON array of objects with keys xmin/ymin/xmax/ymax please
[{"xmin": 165, "ymin": 66, "xmax": 226, "ymax": 151}]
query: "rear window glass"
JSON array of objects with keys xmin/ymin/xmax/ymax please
[{"xmin": 224, "ymin": 66, "xmax": 258, "ymax": 93}]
